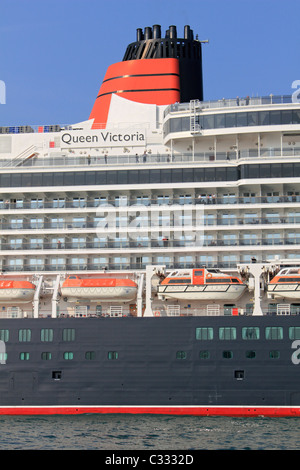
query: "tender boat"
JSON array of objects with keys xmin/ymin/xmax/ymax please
[
  {"xmin": 268, "ymin": 268, "xmax": 300, "ymax": 299},
  {"xmin": 61, "ymin": 275, "xmax": 138, "ymax": 301},
  {"xmin": 0, "ymin": 280, "xmax": 36, "ymax": 302},
  {"xmin": 157, "ymin": 268, "xmax": 246, "ymax": 300}
]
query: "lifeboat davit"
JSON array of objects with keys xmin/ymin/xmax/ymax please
[
  {"xmin": 61, "ymin": 275, "xmax": 138, "ymax": 302},
  {"xmin": 0, "ymin": 280, "xmax": 35, "ymax": 302},
  {"xmin": 157, "ymin": 268, "xmax": 246, "ymax": 300},
  {"xmin": 268, "ymin": 268, "xmax": 300, "ymax": 299}
]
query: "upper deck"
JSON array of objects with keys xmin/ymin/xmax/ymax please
[{"xmin": 0, "ymin": 94, "xmax": 299, "ymax": 173}]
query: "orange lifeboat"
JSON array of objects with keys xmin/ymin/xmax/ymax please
[
  {"xmin": 268, "ymin": 268, "xmax": 300, "ymax": 299},
  {"xmin": 61, "ymin": 275, "xmax": 138, "ymax": 302},
  {"xmin": 0, "ymin": 280, "xmax": 35, "ymax": 302},
  {"xmin": 157, "ymin": 268, "xmax": 246, "ymax": 300}
]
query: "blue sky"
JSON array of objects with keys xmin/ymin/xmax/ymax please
[{"xmin": 0, "ymin": 0, "xmax": 299, "ymax": 126}]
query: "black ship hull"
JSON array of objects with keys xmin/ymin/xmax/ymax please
[{"xmin": 1, "ymin": 315, "xmax": 300, "ymax": 416}]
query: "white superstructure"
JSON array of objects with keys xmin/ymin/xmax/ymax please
[{"xmin": 0, "ymin": 90, "xmax": 300, "ymax": 318}]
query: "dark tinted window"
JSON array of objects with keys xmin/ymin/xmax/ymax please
[{"xmin": 0, "ymin": 163, "xmax": 298, "ymax": 189}]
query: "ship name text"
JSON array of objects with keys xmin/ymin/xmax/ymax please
[{"xmin": 61, "ymin": 130, "xmax": 145, "ymax": 147}]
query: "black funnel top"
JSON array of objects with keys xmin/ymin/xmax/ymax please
[{"xmin": 122, "ymin": 24, "xmax": 203, "ymax": 102}]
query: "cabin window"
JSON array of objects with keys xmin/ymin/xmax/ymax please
[
  {"xmin": 242, "ymin": 327, "xmax": 260, "ymax": 340},
  {"xmin": 269, "ymin": 350, "xmax": 280, "ymax": 359},
  {"xmin": 265, "ymin": 327, "xmax": 283, "ymax": 340},
  {"xmin": 0, "ymin": 330, "xmax": 9, "ymax": 342},
  {"xmin": 41, "ymin": 329, "xmax": 53, "ymax": 342},
  {"xmin": 108, "ymin": 351, "xmax": 119, "ymax": 360},
  {"xmin": 18, "ymin": 329, "xmax": 31, "ymax": 342},
  {"xmin": 0, "ymin": 352, "xmax": 7, "ymax": 363},
  {"xmin": 20, "ymin": 352, "xmax": 30, "ymax": 360},
  {"xmin": 194, "ymin": 270, "xmax": 203, "ymax": 276},
  {"xmin": 199, "ymin": 350, "xmax": 210, "ymax": 359},
  {"xmin": 176, "ymin": 351, "xmax": 187, "ymax": 360},
  {"xmin": 245, "ymin": 350, "xmax": 256, "ymax": 359},
  {"xmin": 62, "ymin": 329, "xmax": 75, "ymax": 342},
  {"xmin": 289, "ymin": 327, "xmax": 300, "ymax": 340},
  {"xmin": 41, "ymin": 352, "xmax": 52, "ymax": 360},
  {"xmin": 85, "ymin": 351, "xmax": 96, "ymax": 360},
  {"xmin": 219, "ymin": 327, "xmax": 237, "ymax": 340},
  {"xmin": 195, "ymin": 327, "xmax": 213, "ymax": 340},
  {"xmin": 63, "ymin": 352, "xmax": 74, "ymax": 360},
  {"xmin": 291, "ymin": 304, "xmax": 300, "ymax": 315},
  {"xmin": 222, "ymin": 351, "xmax": 233, "ymax": 359}
]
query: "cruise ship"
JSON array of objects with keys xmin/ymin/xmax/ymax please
[{"xmin": 0, "ymin": 24, "xmax": 300, "ymax": 416}]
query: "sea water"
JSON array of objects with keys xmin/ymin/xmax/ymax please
[{"xmin": 0, "ymin": 414, "xmax": 299, "ymax": 450}]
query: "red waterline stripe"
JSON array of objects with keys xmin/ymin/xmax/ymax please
[{"xmin": 0, "ymin": 406, "xmax": 300, "ymax": 416}]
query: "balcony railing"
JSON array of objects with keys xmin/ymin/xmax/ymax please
[
  {"xmin": 1, "ymin": 194, "xmax": 300, "ymax": 212},
  {"xmin": 0, "ymin": 146, "xmax": 299, "ymax": 168},
  {"xmin": 1, "ymin": 236, "xmax": 300, "ymax": 251},
  {"xmin": 164, "ymin": 95, "xmax": 294, "ymax": 117}
]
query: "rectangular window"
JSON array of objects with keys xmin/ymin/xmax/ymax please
[
  {"xmin": 236, "ymin": 112, "xmax": 247, "ymax": 127},
  {"xmin": 292, "ymin": 110, "xmax": 300, "ymax": 124},
  {"xmin": 281, "ymin": 110, "xmax": 293, "ymax": 124},
  {"xmin": 223, "ymin": 350, "xmax": 233, "ymax": 359},
  {"xmin": 259, "ymin": 111, "xmax": 270, "ymax": 125},
  {"xmin": 248, "ymin": 164, "xmax": 259, "ymax": 178},
  {"xmin": 74, "ymin": 172, "xmax": 85, "ymax": 185},
  {"xmin": 18, "ymin": 329, "xmax": 31, "ymax": 342},
  {"xmin": 265, "ymin": 327, "xmax": 283, "ymax": 340},
  {"xmin": 53, "ymin": 173, "xmax": 64, "ymax": 186},
  {"xmin": 0, "ymin": 352, "xmax": 7, "ymax": 363},
  {"xmin": 282, "ymin": 163, "xmax": 293, "ymax": 177},
  {"xmin": 149, "ymin": 169, "xmax": 160, "ymax": 183},
  {"xmin": 234, "ymin": 370, "xmax": 244, "ymax": 380},
  {"xmin": 202, "ymin": 115, "xmax": 214, "ymax": 129},
  {"xmin": 225, "ymin": 113, "xmax": 236, "ymax": 127},
  {"xmin": 63, "ymin": 352, "xmax": 74, "ymax": 360},
  {"xmin": 52, "ymin": 371, "xmax": 62, "ymax": 380},
  {"xmin": 117, "ymin": 171, "xmax": 128, "ymax": 184},
  {"xmin": 199, "ymin": 350, "xmax": 210, "ymax": 359},
  {"xmin": 107, "ymin": 171, "xmax": 117, "ymax": 185},
  {"xmin": 0, "ymin": 330, "xmax": 9, "ymax": 342},
  {"xmin": 289, "ymin": 327, "xmax": 300, "ymax": 340},
  {"xmin": 245, "ymin": 350, "xmax": 256, "ymax": 359},
  {"xmin": 85, "ymin": 351, "xmax": 96, "ymax": 360},
  {"xmin": 62, "ymin": 329, "xmax": 75, "ymax": 341},
  {"xmin": 271, "ymin": 164, "xmax": 282, "ymax": 177},
  {"xmin": 242, "ymin": 327, "xmax": 260, "ymax": 340},
  {"xmin": 248, "ymin": 112, "xmax": 258, "ymax": 126},
  {"xmin": 108, "ymin": 351, "xmax": 119, "ymax": 360},
  {"xmin": 41, "ymin": 329, "xmax": 53, "ymax": 342},
  {"xmin": 20, "ymin": 352, "xmax": 30, "ymax": 360},
  {"xmin": 215, "ymin": 114, "xmax": 225, "ymax": 128},
  {"xmin": 219, "ymin": 327, "xmax": 236, "ymax": 340},
  {"xmin": 269, "ymin": 350, "xmax": 280, "ymax": 359},
  {"xmin": 195, "ymin": 327, "xmax": 213, "ymax": 340},
  {"xmin": 176, "ymin": 351, "xmax": 187, "ymax": 359},
  {"xmin": 64, "ymin": 172, "xmax": 74, "ymax": 185},
  {"xmin": 41, "ymin": 352, "xmax": 52, "ymax": 360},
  {"xmin": 269, "ymin": 110, "xmax": 281, "ymax": 125}
]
